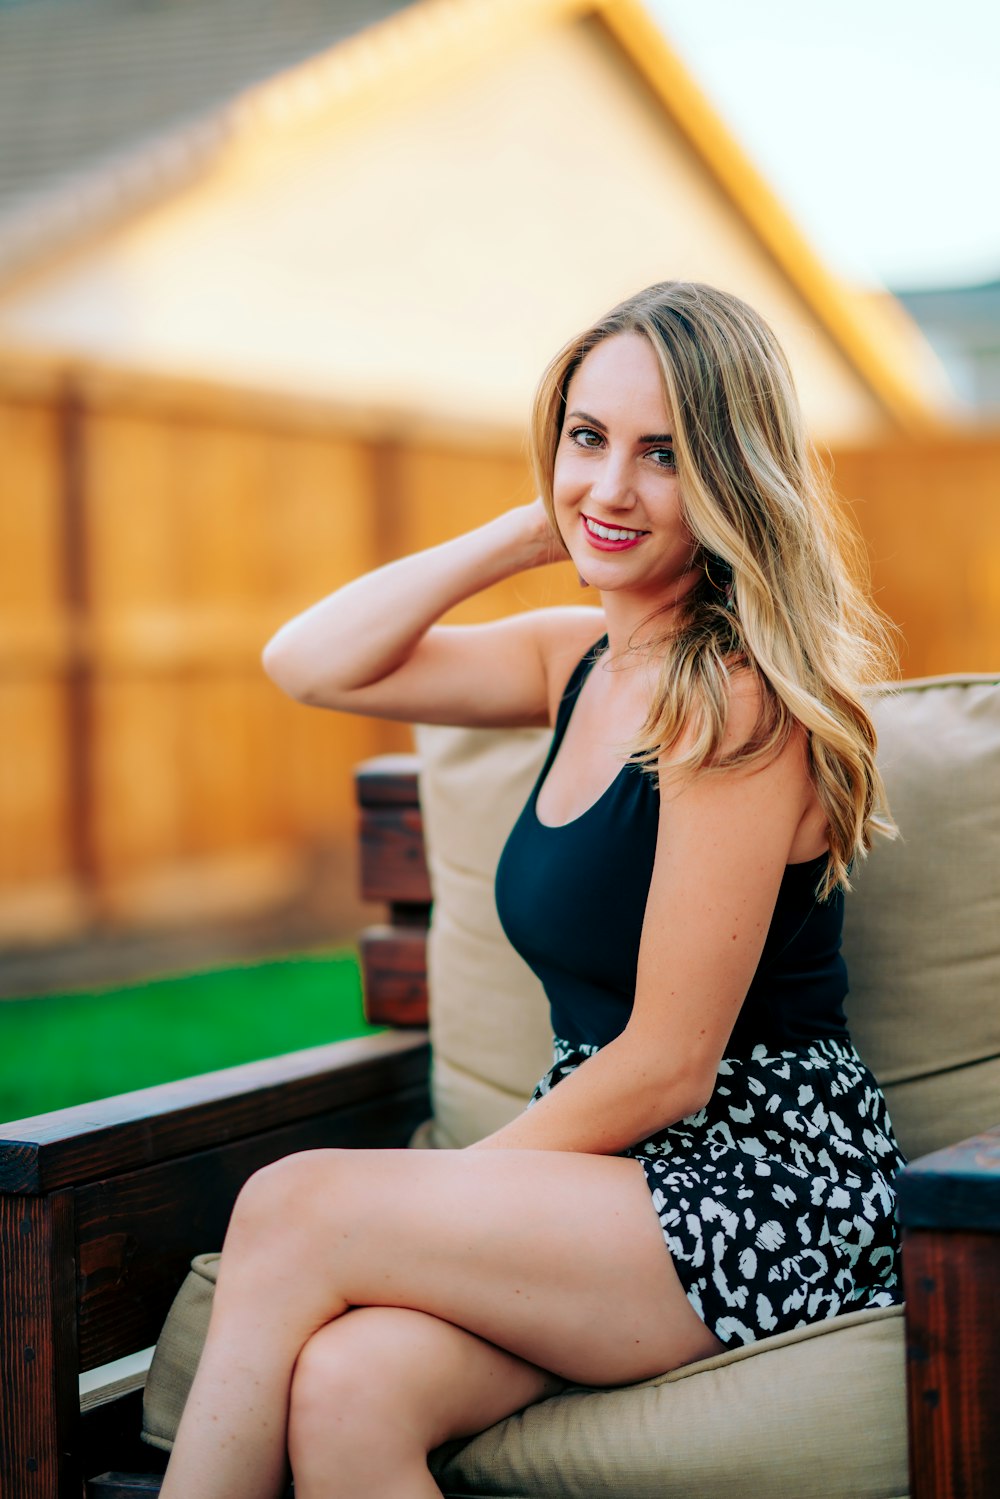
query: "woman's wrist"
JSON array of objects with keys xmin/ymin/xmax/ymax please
[{"xmin": 487, "ymin": 500, "xmax": 565, "ymax": 576}]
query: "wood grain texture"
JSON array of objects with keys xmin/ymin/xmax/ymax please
[
  {"xmin": 355, "ymin": 755, "xmax": 421, "ymax": 808},
  {"xmin": 359, "ymin": 805, "xmax": 432, "ymax": 905},
  {"xmin": 0, "ymin": 1032, "xmax": 429, "ymax": 1194},
  {"xmin": 359, "ymin": 924, "xmax": 430, "ymax": 1027},
  {"xmin": 903, "ymin": 1227, "xmax": 1000, "ymax": 1499},
  {"xmin": 896, "ymin": 1123, "xmax": 1000, "ymax": 1232},
  {"xmin": 0, "ymin": 1191, "xmax": 80, "ymax": 1499}
]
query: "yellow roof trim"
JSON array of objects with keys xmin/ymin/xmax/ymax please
[{"xmin": 594, "ymin": 0, "xmax": 950, "ymax": 435}]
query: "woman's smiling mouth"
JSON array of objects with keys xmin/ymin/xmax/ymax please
[{"xmin": 582, "ymin": 514, "xmax": 650, "ymax": 550}]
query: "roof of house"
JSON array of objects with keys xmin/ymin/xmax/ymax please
[
  {"xmin": 0, "ymin": 0, "xmax": 408, "ymax": 274},
  {"xmin": 0, "ymin": 0, "xmax": 954, "ymax": 434}
]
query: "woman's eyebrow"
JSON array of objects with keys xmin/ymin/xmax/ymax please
[{"xmin": 567, "ymin": 409, "xmax": 674, "ymax": 443}]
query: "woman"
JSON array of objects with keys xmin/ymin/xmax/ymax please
[{"xmin": 159, "ymin": 282, "xmax": 906, "ymax": 1499}]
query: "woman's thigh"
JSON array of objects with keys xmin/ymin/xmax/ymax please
[{"xmin": 232, "ymin": 1146, "xmax": 722, "ymax": 1386}]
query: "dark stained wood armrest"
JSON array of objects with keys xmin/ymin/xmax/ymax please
[
  {"xmin": 0, "ymin": 1031, "xmax": 430, "ymax": 1499},
  {"xmin": 0, "ymin": 1030, "xmax": 429, "ymax": 1194},
  {"xmin": 897, "ymin": 1123, "xmax": 1000, "ymax": 1499}
]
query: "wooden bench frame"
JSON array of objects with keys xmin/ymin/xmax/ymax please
[{"xmin": 1, "ymin": 755, "xmax": 997, "ymax": 1499}]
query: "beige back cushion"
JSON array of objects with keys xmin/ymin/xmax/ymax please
[{"xmin": 415, "ymin": 673, "xmax": 1000, "ymax": 1159}]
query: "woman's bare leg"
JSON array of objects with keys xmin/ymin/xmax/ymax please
[
  {"xmin": 159, "ymin": 1146, "xmax": 721, "ymax": 1499},
  {"xmin": 288, "ymin": 1305, "xmax": 565, "ymax": 1499}
]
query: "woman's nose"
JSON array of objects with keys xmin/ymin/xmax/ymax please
[{"xmin": 588, "ymin": 454, "xmax": 636, "ymax": 510}]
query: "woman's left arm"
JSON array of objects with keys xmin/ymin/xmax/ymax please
[{"xmin": 468, "ymin": 680, "xmax": 814, "ymax": 1154}]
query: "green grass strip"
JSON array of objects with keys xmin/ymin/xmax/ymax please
[{"xmin": 0, "ymin": 949, "xmax": 379, "ymax": 1124}]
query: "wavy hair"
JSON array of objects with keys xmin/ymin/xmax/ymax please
[{"xmin": 529, "ymin": 281, "xmax": 898, "ymax": 897}]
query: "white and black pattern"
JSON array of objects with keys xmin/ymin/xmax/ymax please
[{"xmin": 527, "ymin": 1035, "xmax": 906, "ymax": 1349}]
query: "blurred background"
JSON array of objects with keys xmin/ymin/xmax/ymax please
[{"xmin": 2, "ymin": 0, "xmax": 997, "ymax": 1117}]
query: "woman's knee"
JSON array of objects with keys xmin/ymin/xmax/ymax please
[
  {"xmin": 289, "ymin": 1311, "xmax": 436, "ymax": 1458},
  {"xmin": 228, "ymin": 1149, "xmax": 349, "ymax": 1240}
]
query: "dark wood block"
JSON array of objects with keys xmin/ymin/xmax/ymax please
[
  {"xmin": 359, "ymin": 805, "xmax": 432, "ymax": 905},
  {"xmin": 0, "ymin": 1191, "xmax": 80, "ymax": 1499},
  {"xmin": 359, "ymin": 924, "xmax": 430, "ymax": 1027},
  {"xmin": 86, "ymin": 1476, "xmax": 164, "ymax": 1498},
  {"xmin": 355, "ymin": 754, "xmax": 420, "ymax": 807},
  {"xmin": 903, "ymin": 1227, "xmax": 1000, "ymax": 1499},
  {"xmin": 0, "ymin": 1032, "xmax": 429, "ymax": 1194},
  {"xmin": 896, "ymin": 1123, "xmax": 1000, "ymax": 1232}
]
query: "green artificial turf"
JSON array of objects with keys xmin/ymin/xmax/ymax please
[{"xmin": 0, "ymin": 949, "xmax": 380, "ymax": 1124}]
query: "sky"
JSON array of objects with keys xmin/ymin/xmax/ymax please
[{"xmin": 649, "ymin": 0, "xmax": 1000, "ymax": 291}]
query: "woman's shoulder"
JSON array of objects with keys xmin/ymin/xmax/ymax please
[{"xmin": 529, "ymin": 606, "xmax": 608, "ymax": 719}]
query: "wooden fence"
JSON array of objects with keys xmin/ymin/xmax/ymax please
[{"xmin": 2, "ymin": 358, "xmax": 998, "ymax": 946}]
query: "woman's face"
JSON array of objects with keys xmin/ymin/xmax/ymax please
[{"xmin": 552, "ymin": 332, "xmax": 700, "ymax": 605}]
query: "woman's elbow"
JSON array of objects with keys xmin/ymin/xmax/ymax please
[
  {"xmin": 639, "ymin": 1062, "xmax": 716, "ymax": 1130},
  {"xmin": 261, "ymin": 632, "xmax": 312, "ymax": 702}
]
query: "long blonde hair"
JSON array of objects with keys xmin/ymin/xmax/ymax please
[{"xmin": 529, "ymin": 281, "xmax": 897, "ymax": 897}]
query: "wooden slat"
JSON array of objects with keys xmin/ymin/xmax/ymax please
[
  {"xmin": 355, "ymin": 755, "xmax": 421, "ymax": 808},
  {"xmin": 0, "ymin": 1190, "xmax": 80, "ymax": 1499},
  {"xmin": 359, "ymin": 924, "xmax": 429, "ymax": 1027},
  {"xmin": 903, "ymin": 1227, "xmax": 1000, "ymax": 1499},
  {"xmin": 72, "ymin": 1083, "xmax": 430, "ymax": 1371},
  {"xmin": 87, "ymin": 1477, "xmax": 164, "ymax": 1498},
  {"xmin": 80, "ymin": 1390, "xmax": 165, "ymax": 1494},
  {"xmin": 359, "ymin": 805, "xmax": 432, "ymax": 905},
  {"xmin": 0, "ymin": 1032, "xmax": 429, "ymax": 1194}
]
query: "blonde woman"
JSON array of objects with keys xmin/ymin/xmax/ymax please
[{"xmin": 159, "ymin": 283, "xmax": 906, "ymax": 1499}]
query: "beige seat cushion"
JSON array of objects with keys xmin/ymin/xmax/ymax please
[{"xmin": 143, "ymin": 1255, "xmax": 907, "ymax": 1499}]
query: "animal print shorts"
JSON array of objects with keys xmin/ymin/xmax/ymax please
[{"xmin": 528, "ymin": 1036, "xmax": 907, "ymax": 1348}]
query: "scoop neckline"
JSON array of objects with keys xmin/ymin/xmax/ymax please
[
  {"xmin": 531, "ymin": 772, "xmax": 830, "ymax": 872},
  {"xmin": 531, "ymin": 760, "xmax": 632, "ymax": 830}
]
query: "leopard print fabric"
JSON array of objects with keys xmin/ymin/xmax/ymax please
[{"xmin": 527, "ymin": 1036, "xmax": 906, "ymax": 1348}]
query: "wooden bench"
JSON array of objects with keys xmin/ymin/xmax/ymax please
[{"xmin": 0, "ymin": 756, "xmax": 996, "ymax": 1499}]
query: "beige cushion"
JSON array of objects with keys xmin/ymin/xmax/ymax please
[
  {"xmin": 143, "ymin": 1255, "xmax": 906, "ymax": 1499},
  {"xmin": 415, "ymin": 724, "xmax": 554, "ymax": 1148},
  {"xmin": 844, "ymin": 675, "xmax": 1000, "ymax": 1157},
  {"xmin": 431, "ymin": 1305, "xmax": 905, "ymax": 1499},
  {"xmin": 142, "ymin": 1253, "xmax": 221, "ymax": 1454}
]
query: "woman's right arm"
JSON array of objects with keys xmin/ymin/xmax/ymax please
[{"xmin": 261, "ymin": 501, "xmax": 601, "ymax": 728}]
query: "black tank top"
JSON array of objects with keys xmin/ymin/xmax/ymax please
[{"xmin": 495, "ymin": 638, "xmax": 850, "ymax": 1055}]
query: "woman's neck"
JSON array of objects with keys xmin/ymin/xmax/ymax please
[{"xmin": 598, "ymin": 578, "xmax": 699, "ymax": 663}]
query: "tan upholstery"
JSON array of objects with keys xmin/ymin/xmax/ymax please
[
  {"xmin": 842, "ymin": 677, "xmax": 1000, "ymax": 1158},
  {"xmin": 430, "ymin": 1305, "xmax": 906, "ymax": 1499},
  {"xmin": 143, "ymin": 673, "xmax": 1000, "ymax": 1497}
]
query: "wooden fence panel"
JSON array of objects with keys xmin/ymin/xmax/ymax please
[
  {"xmin": 1, "ymin": 355, "xmax": 998, "ymax": 949},
  {"xmin": 0, "ymin": 386, "xmax": 86, "ymax": 941},
  {"xmin": 832, "ymin": 435, "xmax": 1000, "ymax": 676}
]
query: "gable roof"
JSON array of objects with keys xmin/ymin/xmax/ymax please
[
  {"xmin": 0, "ymin": 0, "xmax": 409, "ymax": 278},
  {"xmin": 0, "ymin": 0, "xmax": 952, "ymax": 434}
]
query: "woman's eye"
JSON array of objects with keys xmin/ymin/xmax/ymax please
[
  {"xmin": 568, "ymin": 426, "xmax": 603, "ymax": 449},
  {"xmin": 648, "ymin": 446, "xmax": 676, "ymax": 469}
]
